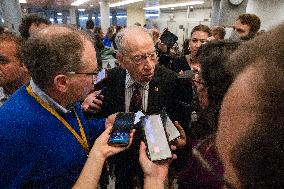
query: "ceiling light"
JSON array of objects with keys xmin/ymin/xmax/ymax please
[
  {"xmin": 146, "ymin": 14, "xmax": 159, "ymax": 17},
  {"xmin": 57, "ymin": 12, "xmax": 62, "ymax": 16},
  {"xmin": 78, "ymin": 9, "xmax": 86, "ymax": 11},
  {"xmin": 109, "ymin": 0, "xmax": 143, "ymax": 8},
  {"xmin": 71, "ymin": 0, "xmax": 90, "ymax": 6},
  {"xmin": 90, "ymin": 4, "xmax": 94, "ymax": 7},
  {"xmin": 19, "ymin": 0, "xmax": 27, "ymax": 3},
  {"xmin": 144, "ymin": 1, "xmax": 204, "ymax": 10},
  {"xmin": 171, "ymin": 7, "xmax": 174, "ymax": 10}
]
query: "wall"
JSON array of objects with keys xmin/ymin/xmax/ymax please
[
  {"xmin": 246, "ymin": 0, "xmax": 284, "ymax": 30},
  {"xmin": 152, "ymin": 8, "xmax": 211, "ymax": 46}
]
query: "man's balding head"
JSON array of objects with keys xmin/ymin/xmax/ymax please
[
  {"xmin": 20, "ymin": 25, "xmax": 94, "ymax": 90},
  {"xmin": 217, "ymin": 23, "xmax": 284, "ymax": 188}
]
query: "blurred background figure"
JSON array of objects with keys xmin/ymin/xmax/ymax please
[
  {"xmin": 0, "ymin": 33, "xmax": 29, "ymax": 106},
  {"xmin": 177, "ymin": 40, "xmax": 240, "ymax": 189},
  {"xmin": 19, "ymin": 14, "xmax": 51, "ymax": 40},
  {"xmin": 230, "ymin": 13, "xmax": 261, "ymax": 41},
  {"xmin": 208, "ymin": 26, "xmax": 226, "ymax": 41},
  {"xmin": 103, "ymin": 27, "xmax": 114, "ymax": 48}
]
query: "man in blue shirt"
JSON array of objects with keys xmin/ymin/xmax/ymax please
[{"xmin": 0, "ymin": 25, "xmax": 133, "ymax": 188}]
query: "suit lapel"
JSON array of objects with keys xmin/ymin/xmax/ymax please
[{"xmin": 147, "ymin": 68, "xmax": 163, "ymax": 114}]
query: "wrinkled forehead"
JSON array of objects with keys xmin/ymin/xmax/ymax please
[{"xmin": 123, "ymin": 30, "xmax": 154, "ymax": 53}]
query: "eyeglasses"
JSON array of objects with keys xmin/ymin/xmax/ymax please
[
  {"xmin": 67, "ymin": 69, "xmax": 101, "ymax": 84},
  {"xmin": 125, "ymin": 52, "xmax": 157, "ymax": 65},
  {"xmin": 192, "ymin": 135, "xmax": 237, "ymax": 189}
]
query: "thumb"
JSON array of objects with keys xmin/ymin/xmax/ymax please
[{"xmin": 139, "ymin": 141, "xmax": 148, "ymax": 161}]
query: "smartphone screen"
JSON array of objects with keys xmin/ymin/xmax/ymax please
[
  {"xmin": 160, "ymin": 112, "xmax": 180, "ymax": 142},
  {"xmin": 108, "ymin": 113, "xmax": 134, "ymax": 146},
  {"xmin": 142, "ymin": 115, "xmax": 172, "ymax": 161}
]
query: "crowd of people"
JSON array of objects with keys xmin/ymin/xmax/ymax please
[{"xmin": 0, "ymin": 12, "xmax": 283, "ymax": 189}]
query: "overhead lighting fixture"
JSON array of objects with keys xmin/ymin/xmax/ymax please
[
  {"xmin": 78, "ymin": 8, "xmax": 86, "ymax": 11},
  {"xmin": 144, "ymin": 1, "xmax": 204, "ymax": 10},
  {"xmin": 19, "ymin": 0, "xmax": 27, "ymax": 3},
  {"xmin": 71, "ymin": 0, "xmax": 90, "ymax": 6},
  {"xmin": 146, "ymin": 14, "xmax": 160, "ymax": 17},
  {"xmin": 109, "ymin": 0, "xmax": 143, "ymax": 8},
  {"xmin": 57, "ymin": 12, "xmax": 62, "ymax": 16},
  {"xmin": 90, "ymin": 4, "xmax": 94, "ymax": 7},
  {"xmin": 171, "ymin": 7, "xmax": 174, "ymax": 10}
]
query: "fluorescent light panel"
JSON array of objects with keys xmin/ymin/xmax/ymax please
[
  {"xmin": 144, "ymin": 1, "xmax": 204, "ymax": 10},
  {"xmin": 19, "ymin": 0, "xmax": 27, "ymax": 3},
  {"xmin": 71, "ymin": 0, "xmax": 90, "ymax": 6},
  {"xmin": 109, "ymin": 0, "xmax": 143, "ymax": 8}
]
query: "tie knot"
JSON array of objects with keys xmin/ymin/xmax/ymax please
[{"xmin": 133, "ymin": 83, "xmax": 141, "ymax": 90}]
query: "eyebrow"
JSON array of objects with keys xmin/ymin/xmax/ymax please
[{"xmin": 0, "ymin": 54, "xmax": 9, "ymax": 63}]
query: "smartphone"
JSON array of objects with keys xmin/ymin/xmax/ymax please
[
  {"xmin": 141, "ymin": 114, "xmax": 172, "ymax": 161},
  {"xmin": 108, "ymin": 112, "xmax": 135, "ymax": 146},
  {"xmin": 94, "ymin": 69, "xmax": 109, "ymax": 91},
  {"xmin": 160, "ymin": 111, "xmax": 180, "ymax": 142},
  {"xmin": 177, "ymin": 70, "xmax": 194, "ymax": 79}
]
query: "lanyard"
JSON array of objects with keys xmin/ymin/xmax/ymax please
[{"xmin": 26, "ymin": 85, "xmax": 89, "ymax": 153}]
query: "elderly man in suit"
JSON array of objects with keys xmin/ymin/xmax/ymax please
[{"xmin": 83, "ymin": 26, "xmax": 189, "ymax": 189}]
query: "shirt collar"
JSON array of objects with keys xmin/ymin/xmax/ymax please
[
  {"xmin": 0, "ymin": 87, "xmax": 9, "ymax": 106},
  {"xmin": 29, "ymin": 79, "xmax": 71, "ymax": 114},
  {"xmin": 125, "ymin": 70, "xmax": 149, "ymax": 90}
]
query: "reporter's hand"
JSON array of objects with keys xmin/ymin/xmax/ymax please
[
  {"xmin": 171, "ymin": 121, "xmax": 186, "ymax": 148},
  {"xmin": 89, "ymin": 115, "xmax": 135, "ymax": 161},
  {"xmin": 139, "ymin": 141, "xmax": 176, "ymax": 187},
  {"xmin": 82, "ymin": 91, "xmax": 104, "ymax": 113}
]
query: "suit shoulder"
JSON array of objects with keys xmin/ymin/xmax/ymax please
[{"xmin": 155, "ymin": 65, "xmax": 178, "ymax": 79}]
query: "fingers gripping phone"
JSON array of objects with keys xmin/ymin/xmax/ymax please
[
  {"xmin": 141, "ymin": 115, "xmax": 172, "ymax": 161},
  {"xmin": 108, "ymin": 112, "xmax": 135, "ymax": 146}
]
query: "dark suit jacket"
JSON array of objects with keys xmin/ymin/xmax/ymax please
[
  {"xmin": 95, "ymin": 65, "xmax": 192, "ymax": 188},
  {"xmin": 96, "ymin": 64, "xmax": 190, "ymax": 126}
]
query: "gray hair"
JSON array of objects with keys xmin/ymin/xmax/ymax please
[
  {"xmin": 20, "ymin": 25, "xmax": 91, "ymax": 90},
  {"xmin": 115, "ymin": 26, "xmax": 152, "ymax": 54}
]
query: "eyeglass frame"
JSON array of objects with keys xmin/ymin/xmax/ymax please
[
  {"xmin": 123, "ymin": 51, "xmax": 157, "ymax": 65},
  {"xmin": 67, "ymin": 68, "xmax": 101, "ymax": 84},
  {"xmin": 192, "ymin": 134, "xmax": 237, "ymax": 189}
]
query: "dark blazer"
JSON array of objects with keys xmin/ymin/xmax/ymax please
[
  {"xmin": 96, "ymin": 64, "xmax": 187, "ymax": 123},
  {"xmin": 95, "ymin": 65, "xmax": 191, "ymax": 189}
]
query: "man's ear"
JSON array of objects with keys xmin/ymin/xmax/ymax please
[
  {"xmin": 116, "ymin": 52, "xmax": 127, "ymax": 69},
  {"xmin": 53, "ymin": 75, "xmax": 69, "ymax": 93}
]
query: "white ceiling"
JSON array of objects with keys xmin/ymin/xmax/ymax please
[{"xmin": 24, "ymin": 0, "xmax": 212, "ymax": 9}]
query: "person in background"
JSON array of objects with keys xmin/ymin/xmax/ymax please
[
  {"xmin": 103, "ymin": 27, "xmax": 114, "ymax": 48},
  {"xmin": 112, "ymin": 25, "xmax": 123, "ymax": 50},
  {"xmin": 170, "ymin": 24, "xmax": 212, "ymax": 134},
  {"xmin": 19, "ymin": 13, "xmax": 51, "ymax": 40},
  {"xmin": 177, "ymin": 40, "xmax": 240, "ymax": 189},
  {"xmin": 208, "ymin": 26, "xmax": 226, "ymax": 41},
  {"xmin": 231, "ymin": 13, "xmax": 261, "ymax": 41},
  {"xmin": 0, "ymin": 33, "xmax": 29, "ymax": 106},
  {"xmin": 0, "ymin": 25, "xmax": 133, "ymax": 188}
]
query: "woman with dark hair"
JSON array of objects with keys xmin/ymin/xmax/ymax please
[{"xmin": 177, "ymin": 40, "xmax": 240, "ymax": 189}]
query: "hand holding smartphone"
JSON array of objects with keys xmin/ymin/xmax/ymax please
[
  {"xmin": 108, "ymin": 112, "xmax": 135, "ymax": 146},
  {"xmin": 141, "ymin": 114, "xmax": 172, "ymax": 161}
]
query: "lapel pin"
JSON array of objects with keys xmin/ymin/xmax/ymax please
[{"xmin": 154, "ymin": 87, "xmax": 159, "ymax": 92}]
